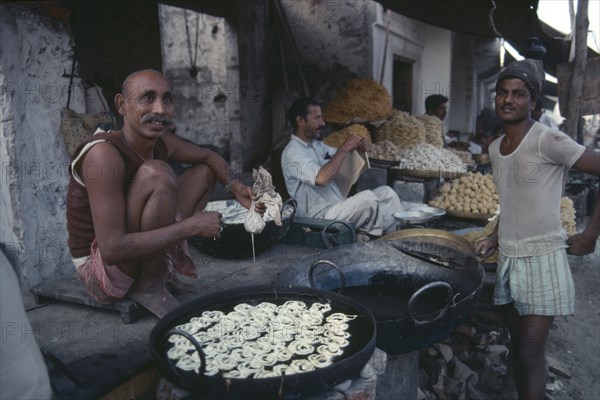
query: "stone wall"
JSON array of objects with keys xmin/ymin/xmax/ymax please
[
  {"xmin": 236, "ymin": 0, "xmax": 271, "ymax": 169},
  {"xmin": 0, "ymin": 3, "xmax": 82, "ymax": 286},
  {"xmin": 449, "ymin": 34, "xmax": 476, "ymax": 133},
  {"xmin": 159, "ymin": 4, "xmax": 242, "ymax": 167},
  {"xmin": 283, "ymin": 0, "xmax": 377, "ymax": 80}
]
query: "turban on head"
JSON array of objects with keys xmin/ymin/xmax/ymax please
[{"xmin": 496, "ymin": 59, "xmax": 545, "ymax": 100}]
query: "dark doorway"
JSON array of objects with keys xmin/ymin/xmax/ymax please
[
  {"xmin": 392, "ymin": 58, "xmax": 414, "ymax": 113},
  {"xmin": 65, "ymin": 1, "xmax": 163, "ymax": 122}
]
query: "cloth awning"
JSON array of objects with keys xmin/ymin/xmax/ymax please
[{"xmin": 377, "ymin": 0, "xmax": 598, "ymax": 78}]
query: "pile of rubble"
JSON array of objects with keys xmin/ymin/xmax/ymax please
[{"xmin": 417, "ymin": 314, "xmax": 572, "ymax": 400}]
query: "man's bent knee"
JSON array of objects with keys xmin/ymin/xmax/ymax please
[
  {"xmin": 181, "ymin": 163, "xmax": 216, "ymax": 186},
  {"xmin": 135, "ymin": 160, "xmax": 178, "ymax": 189},
  {"xmin": 355, "ymin": 190, "xmax": 380, "ymax": 204},
  {"xmin": 350, "ymin": 191, "xmax": 379, "ymax": 216}
]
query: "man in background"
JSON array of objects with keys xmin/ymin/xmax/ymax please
[
  {"xmin": 473, "ymin": 131, "xmax": 495, "ymax": 154},
  {"xmin": 425, "ymin": 94, "xmax": 448, "ymax": 121},
  {"xmin": 425, "ymin": 94, "xmax": 454, "ymax": 145},
  {"xmin": 281, "ymin": 97, "xmax": 402, "ymax": 242},
  {"xmin": 531, "ymin": 100, "xmax": 559, "ymax": 130}
]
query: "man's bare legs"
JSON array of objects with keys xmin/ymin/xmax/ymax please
[
  {"xmin": 116, "ymin": 161, "xmax": 219, "ymax": 316},
  {"xmin": 176, "ymin": 163, "xmax": 216, "ymax": 218},
  {"xmin": 505, "ymin": 305, "xmax": 554, "ymax": 400},
  {"xmin": 121, "ymin": 160, "xmax": 181, "ymax": 317},
  {"xmin": 166, "ymin": 163, "xmax": 217, "ymax": 293}
]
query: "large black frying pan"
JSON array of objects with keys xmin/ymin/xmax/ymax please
[
  {"xmin": 188, "ymin": 199, "xmax": 296, "ymax": 259},
  {"xmin": 275, "ymin": 234, "xmax": 484, "ymax": 355},
  {"xmin": 150, "ymin": 285, "xmax": 376, "ymax": 399}
]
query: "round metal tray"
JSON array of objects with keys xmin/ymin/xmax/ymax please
[
  {"xmin": 393, "ymin": 210, "xmax": 435, "ymax": 224},
  {"xmin": 379, "ymin": 228, "xmax": 473, "ymax": 254},
  {"xmin": 406, "ymin": 204, "xmax": 446, "ymax": 217}
]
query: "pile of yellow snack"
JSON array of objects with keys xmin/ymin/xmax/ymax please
[
  {"xmin": 429, "ymin": 172, "xmax": 499, "ymax": 214},
  {"xmin": 323, "ymin": 124, "xmax": 371, "ymax": 148},
  {"xmin": 415, "ymin": 114, "xmax": 444, "ymax": 148},
  {"xmin": 376, "ymin": 111, "xmax": 425, "ymax": 150},
  {"xmin": 462, "ymin": 217, "xmax": 500, "ymax": 263},
  {"xmin": 320, "ymin": 79, "xmax": 447, "ymax": 162},
  {"xmin": 323, "ymin": 79, "xmax": 393, "ymax": 124},
  {"xmin": 560, "ymin": 196, "xmax": 577, "ymax": 236}
]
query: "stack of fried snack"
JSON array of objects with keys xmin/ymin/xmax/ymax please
[
  {"xmin": 323, "ymin": 124, "xmax": 371, "ymax": 148},
  {"xmin": 376, "ymin": 111, "xmax": 425, "ymax": 152},
  {"xmin": 462, "ymin": 217, "xmax": 499, "ymax": 263},
  {"xmin": 429, "ymin": 172, "xmax": 498, "ymax": 214},
  {"xmin": 397, "ymin": 143, "xmax": 466, "ymax": 173},
  {"xmin": 560, "ymin": 196, "xmax": 577, "ymax": 236},
  {"xmin": 415, "ymin": 114, "xmax": 444, "ymax": 148},
  {"xmin": 368, "ymin": 140, "xmax": 405, "ymax": 161},
  {"xmin": 462, "ymin": 196, "xmax": 578, "ymax": 264},
  {"xmin": 323, "ymin": 79, "xmax": 393, "ymax": 124}
]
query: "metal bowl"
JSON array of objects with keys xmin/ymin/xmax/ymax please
[
  {"xmin": 406, "ymin": 204, "xmax": 446, "ymax": 217},
  {"xmin": 188, "ymin": 199, "xmax": 296, "ymax": 259},
  {"xmin": 150, "ymin": 285, "xmax": 376, "ymax": 398},
  {"xmin": 393, "ymin": 210, "xmax": 435, "ymax": 224}
]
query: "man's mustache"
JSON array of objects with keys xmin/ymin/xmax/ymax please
[{"xmin": 142, "ymin": 114, "xmax": 173, "ymax": 124}]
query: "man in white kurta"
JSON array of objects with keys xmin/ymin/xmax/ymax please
[{"xmin": 281, "ymin": 98, "xmax": 401, "ymax": 238}]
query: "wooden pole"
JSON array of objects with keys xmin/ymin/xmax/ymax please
[
  {"xmin": 564, "ymin": 0, "xmax": 588, "ymax": 142},
  {"xmin": 379, "ymin": 10, "xmax": 391, "ymax": 85},
  {"xmin": 568, "ymin": 0, "xmax": 576, "ymax": 62}
]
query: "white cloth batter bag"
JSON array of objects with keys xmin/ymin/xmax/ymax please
[
  {"xmin": 244, "ymin": 167, "xmax": 282, "ymax": 234},
  {"xmin": 244, "ymin": 201, "xmax": 266, "ymax": 234}
]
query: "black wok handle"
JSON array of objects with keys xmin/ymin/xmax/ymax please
[
  {"xmin": 308, "ymin": 260, "xmax": 346, "ymax": 295},
  {"xmin": 163, "ymin": 329, "xmax": 207, "ymax": 377},
  {"xmin": 321, "ymin": 220, "xmax": 355, "ymax": 249},
  {"xmin": 407, "ymin": 281, "xmax": 453, "ymax": 326},
  {"xmin": 277, "ymin": 198, "xmax": 297, "ymax": 240}
]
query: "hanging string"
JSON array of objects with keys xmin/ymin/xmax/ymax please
[
  {"xmin": 184, "ymin": 10, "xmax": 200, "ymax": 78},
  {"xmin": 488, "ymin": 0, "xmax": 503, "ymax": 37},
  {"xmin": 379, "ymin": 9, "xmax": 392, "ymax": 85}
]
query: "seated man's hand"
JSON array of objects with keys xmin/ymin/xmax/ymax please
[
  {"xmin": 339, "ymin": 134, "xmax": 362, "ymax": 153},
  {"xmin": 231, "ymin": 181, "xmax": 265, "ymax": 214},
  {"xmin": 357, "ymin": 137, "xmax": 371, "ymax": 152},
  {"xmin": 253, "ymin": 201, "xmax": 267, "ymax": 214},
  {"xmin": 191, "ymin": 211, "xmax": 224, "ymax": 239}
]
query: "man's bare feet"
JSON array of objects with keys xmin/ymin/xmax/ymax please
[
  {"xmin": 127, "ymin": 283, "xmax": 180, "ymax": 318},
  {"xmin": 166, "ymin": 273, "xmax": 200, "ymax": 295}
]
